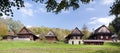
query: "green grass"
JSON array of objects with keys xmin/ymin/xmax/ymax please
[{"xmin": 0, "ymin": 41, "xmax": 120, "ymax": 53}]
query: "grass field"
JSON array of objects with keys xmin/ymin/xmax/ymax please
[{"xmin": 0, "ymin": 41, "xmax": 120, "ymax": 53}]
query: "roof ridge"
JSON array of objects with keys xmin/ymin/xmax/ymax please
[
  {"xmin": 94, "ymin": 25, "xmax": 111, "ymax": 33},
  {"xmin": 17, "ymin": 26, "xmax": 34, "ymax": 35},
  {"xmin": 71, "ymin": 27, "xmax": 82, "ymax": 34}
]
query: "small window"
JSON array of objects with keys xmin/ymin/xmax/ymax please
[
  {"xmin": 101, "ymin": 36, "xmax": 103, "ymax": 39},
  {"xmin": 73, "ymin": 36, "xmax": 76, "ymax": 39},
  {"xmin": 76, "ymin": 36, "xmax": 78, "ymax": 39},
  {"xmin": 78, "ymin": 36, "xmax": 80, "ymax": 39},
  {"xmin": 106, "ymin": 36, "xmax": 108, "ymax": 39}
]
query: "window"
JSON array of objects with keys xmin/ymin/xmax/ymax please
[
  {"xmin": 106, "ymin": 36, "xmax": 108, "ymax": 39},
  {"xmin": 78, "ymin": 36, "xmax": 80, "ymax": 39},
  {"xmin": 101, "ymin": 36, "xmax": 103, "ymax": 39},
  {"xmin": 73, "ymin": 36, "xmax": 76, "ymax": 39},
  {"xmin": 76, "ymin": 36, "xmax": 78, "ymax": 39}
]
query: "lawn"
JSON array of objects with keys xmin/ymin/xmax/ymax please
[{"xmin": 0, "ymin": 41, "xmax": 120, "ymax": 53}]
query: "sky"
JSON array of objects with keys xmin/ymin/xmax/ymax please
[{"xmin": 2, "ymin": 0, "xmax": 116, "ymax": 31}]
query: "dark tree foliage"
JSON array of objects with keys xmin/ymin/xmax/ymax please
[
  {"xmin": 110, "ymin": 17, "xmax": 120, "ymax": 39},
  {"xmin": 0, "ymin": 0, "xmax": 92, "ymax": 17},
  {"xmin": 0, "ymin": 0, "xmax": 24, "ymax": 16},
  {"xmin": 110, "ymin": 0, "xmax": 120, "ymax": 18}
]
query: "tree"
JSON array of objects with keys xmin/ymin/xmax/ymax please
[
  {"xmin": 110, "ymin": 17, "xmax": 120, "ymax": 39},
  {"xmin": 81, "ymin": 25, "xmax": 91, "ymax": 39},
  {"xmin": 110, "ymin": 0, "xmax": 120, "ymax": 18},
  {"xmin": 108, "ymin": 23, "xmax": 115, "ymax": 33},
  {"xmin": 29, "ymin": 26, "xmax": 70, "ymax": 41},
  {"xmin": 0, "ymin": 0, "xmax": 92, "ymax": 17},
  {"xmin": 0, "ymin": 17, "xmax": 24, "ymax": 34},
  {"xmin": 0, "ymin": 20, "xmax": 8, "ymax": 39},
  {"xmin": 109, "ymin": 0, "xmax": 120, "ymax": 40}
]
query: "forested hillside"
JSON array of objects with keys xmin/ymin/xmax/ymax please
[
  {"xmin": 0, "ymin": 17, "xmax": 92, "ymax": 41},
  {"xmin": 29, "ymin": 27, "xmax": 71, "ymax": 41},
  {"xmin": 0, "ymin": 17, "xmax": 24, "ymax": 39}
]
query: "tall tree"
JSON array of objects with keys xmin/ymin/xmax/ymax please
[
  {"xmin": 0, "ymin": 17, "xmax": 24, "ymax": 34},
  {"xmin": 81, "ymin": 25, "xmax": 91, "ymax": 39},
  {"xmin": 110, "ymin": 17, "xmax": 120, "ymax": 39},
  {"xmin": 0, "ymin": 20, "xmax": 8, "ymax": 39},
  {"xmin": 110, "ymin": 0, "xmax": 120, "ymax": 18},
  {"xmin": 108, "ymin": 23, "xmax": 115, "ymax": 33},
  {"xmin": 0, "ymin": 0, "xmax": 92, "ymax": 16},
  {"xmin": 29, "ymin": 26, "xmax": 70, "ymax": 40}
]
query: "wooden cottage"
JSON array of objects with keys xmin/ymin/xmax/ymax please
[
  {"xmin": 2, "ymin": 29, "xmax": 16, "ymax": 40},
  {"xmin": 89, "ymin": 25, "xmax": 113, "ymax": 40},
  {"xmin": 17, "ymin": 27, "xmax": 39, "ymax": 41},
  {"xmin": 45, "ymin": 30, "xmax": 58, "ymax": 42},
  {"xmin": 65, "ymin": 27, "xmax": 84, "ymax": 44}
]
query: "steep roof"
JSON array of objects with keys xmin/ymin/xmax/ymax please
[
  {"xmin": 65, "ymin": 27, "xmax": 83, "ymax": 39},
  {"xmin": 45, "ymin": 30, "xmax": 56, "ymax": 36},
  {"xmin": 94, "ymin": 25, "xmax": 111, "ymax": 33},
  {"xmin": 8, "ymin": 30, "xmax": 15, "ymax": 36},
  {"xmin": 17, "ymin": 27, "xmax": 34, "ymax": 35},
  {"xmin": 70, "ymin": 27, "xmax": 83, "ymax": 35}
]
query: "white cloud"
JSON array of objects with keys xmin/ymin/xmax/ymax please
[
  {"xmin": 24, "ymin": 2, "xmax": 32, "ymax": 8},
  {"xmin": 39, "ymin": 8, "xmax": 46, "ymax": 13},
  {"xmin": 86, "ymin": 7, "xmax": 95, "ymax": 11},
  {"xmin": 19, "ymin": 2, "xmax": 34, "ymax": 16},
  {"xmin": 26, "ymin": 25, "xmax": 32, "ymax": 28},
  {"xmin": 20, "ymin": 8, "xmax": 34, "ymax": 16},
  {"xmin": 101, "ymin": 0, "xmax": 115, "ymax": 5},
  {"xmin": 88, "ymin": 16, "xmax": 115, "ymax": 26}
]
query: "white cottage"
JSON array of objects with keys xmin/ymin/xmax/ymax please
[{"xmin": 65, "ymin": 27, "xmax": 84, "ymax": 45}]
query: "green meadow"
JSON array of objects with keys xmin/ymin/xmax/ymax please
[{"xmin": 0, "ymin": 41, "xmax": 120, "ymax": 53}]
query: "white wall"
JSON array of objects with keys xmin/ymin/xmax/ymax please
[
  {"xmin": 68, "ymin": 39, "xmax": 83, "ymax": 45},
  {"xmin": 13, "ymin": 37, "xmax": 31, "ymax": 41}
]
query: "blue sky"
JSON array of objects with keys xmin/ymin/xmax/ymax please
[{"xmin": 2, "ymin": 0, "xmax": 115, "ymax": 31}]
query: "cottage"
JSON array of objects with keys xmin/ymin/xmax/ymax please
[
  {"xmin": 89, "ymin": 25, "xmax": 113, "ymax": 40},
  {"xmin": 45, "ymin": 30, "xmax": 58, "ymax": 42},
  {"xmin": 65, "ymin": 27, "xmax": 84, "ymax": 44},
  {"xmin": 17, "ymin": 27, "xmax": 39, "ymax": 41},
  {"xmin": 2, "ymin": 29, "xmax": 16, "ymax": 40}
]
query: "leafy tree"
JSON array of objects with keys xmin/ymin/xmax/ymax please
[
  {"xmin": 0, "ymin": 17, "xmax": 24, "ymax": 34},
  {"xmin": 0, "ymin": 0, "xmax": 92, "ymax": 16},
  {"xmin": 108, "ymin": 23, "xmax": 115, "ymax": 33},
  {"xmin": 29, "ymin": 26, "xmax": 70, "ymax": 41},
  {"xmin": 0, "ymin": 20, "xmax": 8, "ymax": 39},
  {"xmin": 81, "ymin": 25, "xmax": 91, "ymax": 39},
  {"xmin": 110, "ymin": 17, "xmax": 120, "ymax": 39},
  {"xmin": 109, "ymin": 0, "xmax": 120, "ymax": 39},
  {"xmin": 110, "ymin": 0, "xmax": 120, "ymax": 18}
]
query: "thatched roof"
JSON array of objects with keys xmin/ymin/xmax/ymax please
[
  {"xmin": 70, "ymin": 27, "xmax": 83, "ymax": 35},
  {"xmin": 45, "ymin": 30, "xmax": 56, "ymax": 36},
  {"xmin": 17, "ymin": 27, "xmax": 34, "ymax": 35},
  {"xmin": 94, "ymin": 25, "xmax": 111, "ymax": 33},
  {"xmin": 65, "ymin": 27, "xmax": 83, "ymax": 39}
]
